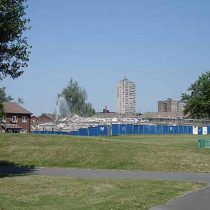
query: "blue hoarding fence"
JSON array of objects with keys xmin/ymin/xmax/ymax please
[
  {"xmin": 32, "ymin": 130, "xmax": 69, "ymax": 135},
  {"xmin": 32, "ymin": 125, "xmax": 111, "ymax": 136},
  {"xmin": 111, "ymin": 124, "xmax": 194, "ymax": 135},
  {"xmin": 32, "ymin": 124, "xmax": 208, "ymax": 136}
]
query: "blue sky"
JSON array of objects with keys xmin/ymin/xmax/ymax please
[{"xmin": 2, "ymin": 0, "xmax": 210, "ymax": 115}]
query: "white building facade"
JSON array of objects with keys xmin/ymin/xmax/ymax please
[{"xmin": 116, "ymin": 77, "xmax": 136, "ymax": 114}]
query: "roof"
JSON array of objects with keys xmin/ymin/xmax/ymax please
[
  {"xmin": 3, "ymin": 102, "xmax": 32, "ymax": 114},
  {"xmin": 41, "ymin": 113, "xmax": 55, "ymax": 120}
]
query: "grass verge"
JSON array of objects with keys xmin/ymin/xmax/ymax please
[
  {"xmin": 0, "ymin": 175, "xmax": 205, "ymax": 210},
  {"xmin": 1, "ymin": 134, "xmax": 210, "ymax": 172}
]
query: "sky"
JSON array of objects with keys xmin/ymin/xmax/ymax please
[{"xmin": 2, "ymin": 0, "xmax": 210, "ymax": 115}]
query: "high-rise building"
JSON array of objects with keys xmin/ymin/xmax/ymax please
[
  {"xmin": 116, "ymin": 77, "xmax": 136, "ymax": 114},
  {"xmin": 158, "ymin": 98, "xmax": 185, "ymax": 112}
]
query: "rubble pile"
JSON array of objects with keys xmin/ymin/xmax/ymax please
[{"xmin": 34, "ymin": 114, "xmax": 141, "ymax": 132}]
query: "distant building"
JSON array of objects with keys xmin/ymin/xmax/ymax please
[
  {"xmin": 32, "ymin": 113, "xmax": 55, "ymax": 126},
  {"xmin": 178, "ymin": 101, "xmax": 186, "ymax": 112},
  {"xmin": 158, "ymin": 98, "xmax": 185, "ymax": 112},
  {"xmin": 116, "ymin": 77, "xmax": 136, "ymax": 114},
  {"xmin": 1, "ymin": 102, "xmax": 32, "ymax": 133},
  {"xmin": 102, "ymin": 106, "xmax": 110, "ymax": 114},
  {"xmin": 142, "ymin": 111, "xmax": 184, "ymax": 120}
]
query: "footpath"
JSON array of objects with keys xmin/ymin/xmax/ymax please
[{"xmin": 150, "ymin": 186, "xmax": 210, "ymax": 210}]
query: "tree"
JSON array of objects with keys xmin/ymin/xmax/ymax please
[
  {"xmin": 0, "ymin": 0, "xmax": 31, "ymax": 80},
  {"xmin": 60, "ymin": 78, "xmax": 95, "ymax": 117},
  {"xmin": 181, "ymin": 71, "xmax": 210, "ymax": 119},
  {"xmin": 0, "ymin": 86, "xmax": 13, "ymax": 119},
  {"xmin": 0, "ymin": 86, "xmax": 13, "ymax": 102}
]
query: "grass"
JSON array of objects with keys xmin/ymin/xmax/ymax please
[
  {"xmin": 1, "ymin": 134, "xmax": 210, "ymax": 172},
  {"xmin": 0, "ymin": 175, "xmax": 205, "ymax": 210}
]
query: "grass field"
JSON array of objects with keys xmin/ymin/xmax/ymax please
[
  {"xmin": 0, "ymin": 175, "xmax": 205, "ymax": 210},
  {"xmin": 1, "ymin": 134, "xmax": 210, "ymax": 172}
]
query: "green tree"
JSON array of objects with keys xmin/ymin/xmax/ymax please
[
  {"xmin": 0, "ymin": 0, "xmax": 31, "ymax": 80},
  {"xmin": 0, "ymin": 86, "xmax": 13, "ymax": 119},
  {"xmin": 181, "ymin": 71, "xmax": 210, "ymax": 119},
  {"xmin": 0, "ymin": 102, "xmax": 3, "ymax": 118},
  {"xmin": 0, "ymin": 86, "xmax": 13, "ymax": 102},
  {"xmin": 61, "ymin": 78, "xmax": 95, "ymax": 117}
]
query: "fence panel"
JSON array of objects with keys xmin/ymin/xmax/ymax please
[
  {"xmin": 178, "ymin": 126, "xmax": 184, "ymax": 134},
  {"xmin": 198, "ymin": 127, "xmax": 203, "ymax": 135},
  {"xmin": 184, "ymin": 126, "xmax": 193, "ymax": 134},
  {"xmin": 97, "ymin": 125, "xmax": 109, "ymax": 136},
  {"xmin": 112, "ymin": 124, "xmax": 120, "ymax": 136},
  {"xmin": 188, "ymin": 126, "xmax": 193, "ymax": 134},
  {"xmin": 149, "ymin": 125, "xmax": 156, "ymax": 135},
  {"xmin": 143, "ymin": 125, "xmax": 150, "ymax": 134},
  {"xmin": 88, "ymin": 127, "xmax": 98, "ymax": 136},
  {"xmin": 126, "ymin": 124, "xmax": 134, "ymax": 135},
  {"xmin": 70, "ymin": 130, "xmax": 79, "ymax": 136},
  {"xmin": 119, "ymin": 124, "xmax": 127, "ymax": 135},
  {"xmin": 138, "ymin": 125, "xmax": 144, "ymax": 134},
  {"xmin": 171, "ymin": 126, "xmax": 179, "ymax": 134},
  {"xmin": 156, "ymin": 125, "xmax": 163, "ymax": 135},
  {"xmin": 168, "ymin": 126, "xmax": 173, "ymax": 134},
  {"xmin": 183, "ymin": 125, "xmax": 189, "ymax": 134},
  {"xmin": 163, "ymin": 125, "xmax": 169, "ymax": 134},
  {"xmin": 133, "ymin": 125, "xmax": 139, "ymax": 134},
  {"xmin": 79, "ymin": 128, "xmax": 89, "ymax": 136}
]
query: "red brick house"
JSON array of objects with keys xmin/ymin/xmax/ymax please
[
  {"xmin": 1, "ymin": 102, "xmax": 32, "ymax": 133},
  {"xmin": 32, "ymin": 113, "xmax": 55, "ymax": 127},
  {"xmin": 37, "ymin": 113, "xmax": 55, "ymax": 124}
]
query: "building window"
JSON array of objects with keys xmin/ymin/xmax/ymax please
[
  {"xmin": 12, "ymin": 116, "xmax": 17, "ymax": 123},
  {"xmin": 22, "ymin": 116, "xmax": 27, "ymax": 123}
]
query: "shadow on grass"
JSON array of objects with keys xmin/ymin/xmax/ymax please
[{"xmin": 0, "ymin": 161, "xmax": 35, "ymax": 178}]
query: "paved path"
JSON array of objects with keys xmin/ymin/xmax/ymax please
[
  {"xmin": 1, "ymin": 166, "xmax": 210, "ymax": 183},
  {"xmin": 1, "ymin": 166, "xmax": 210, "ymax": 210},
  {"xmin": 28, "ymin": 168, "xmax": 210, "ymax": 184},
  {"xmin": 151, "ymin": 186, "xmax": 210, "ymax": 210}
]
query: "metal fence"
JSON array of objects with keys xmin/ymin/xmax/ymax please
[
  {"xmin": 32, "ymin": 124, "xmax": 210, "ymax": 136},
  {"xmin": 111, "ymin": 124, "xmax": 193, "ymax": 135}
]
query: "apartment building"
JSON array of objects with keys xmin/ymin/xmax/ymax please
[
  {"xmin": 116, "ymin": 77, "xmax": 136, "ymax": 114},
  {"xmin": 158, "ymin": 98, "xmax": 185, "ymax": 112}
]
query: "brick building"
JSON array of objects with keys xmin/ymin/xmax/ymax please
[
  {"xmin": 158, "ymin": 98, "xmax": 185, "ymax": 113},
  {"xmin": 1, "ymin": 102, "xmax": 32, "ymax": 133},
  {"xmin": 34, "ymin": 113, "xmax": 55, "ymax": 125}
]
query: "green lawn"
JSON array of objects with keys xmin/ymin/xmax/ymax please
[
  {"xmin": 0, "ymin": 134, "xmax": 210, "ymax": 172},
  {"xmin": 0, "ymin": 175, "xmax": 205, "ymax": 210}
]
